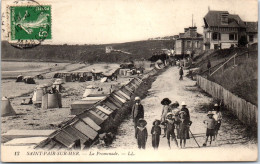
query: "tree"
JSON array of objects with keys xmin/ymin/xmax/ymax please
[{"xmin": 238, "ymin": 36, "xmax": 248, "ymax": 47}]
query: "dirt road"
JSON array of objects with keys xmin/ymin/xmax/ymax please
[{"xmin": 106, "ymin": 66, "xmax": 257, "ymax": 161}]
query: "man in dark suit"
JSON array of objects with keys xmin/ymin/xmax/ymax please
[{"xmin": 132, "ymin": 97, "xmax": 144, "ymax": 129}]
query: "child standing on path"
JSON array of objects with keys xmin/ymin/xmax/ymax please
[
  {"xmin": 165, "ymin": 113, "xmax": 179, "ymax": 149},
  {"xmin": 212, "ymin": 104, "xmax": 222, "ymax": 139},
  {"xmin": 177, "ymin": 111, "xmax": 192, "ymax": 148},
  {"xmin": 203, "ymin": 111, "xmax": 216, "ymax": 146},
  {"xmin": 135, "ymin": 119, "xmax": 148, "ymax": 149},
  {"xmin": 160, "ymin": 98, "xmax": 172, "ymax": 137},
  {"xmin": 151, "ymin": 120, "xmax": 161, "ymax": 150}
]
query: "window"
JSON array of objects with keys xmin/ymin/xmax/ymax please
[
  {"xmin": 212, "ymin": 33, "xmax": 218, "ymax": 40},
  {"xmin": 212, "ymin": 33, "xmax": 221, "ymax": 41},
  {"xmin": 249, "ymin": 35, "xmax": 254, "ymax": 42},
  {"xmin": 214, "ymin": 44, "xmax": 219, "ymax": 50},
  {"xmin": 194, "ymin": 41, "xmax": 200, "ymax": 48},
  {"xmin": 187, "ymin": 41, "xmax": 191, "ymax": 48},
  {"xmin": 229, "ymin": 33, "xmax": 237, "ymax": 40}
]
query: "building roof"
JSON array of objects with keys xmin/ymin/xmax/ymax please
[
  {"xmin": 178, "ymin": 26, "xmax": 203, "ymax": 39},
  {"xmin": 204, "ymin": 10, "xmax": 246, "ymax": 28},
  {"xmin": 245, "ymin": 22, "xmax": 258, "ymax": 33},
  {"xmin": 179, "ymin": 33, "xmax": 185, "ymax": 38}
]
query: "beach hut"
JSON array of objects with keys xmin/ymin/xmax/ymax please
[
  {"xmin": 53, "ymin": 73, "xmax": 59, "ymax": 78},
  {"xmin": 32, "ymin": 84, "xmax": 48, "ymax": 104},
  {"xmin": 36, "ymin": 74, "xmax": 44, "ymax": 79},
  {"xmin": 84, "ymin": 72, "xmax": 93, "ymax": 81},
  {"xmin": 70, "ymin": 99, "xmax": 99, "ymax": 115},
  {"xmin": 71, "ymin": 96, "xmax": 105, "ymax": 115},
  {"xmin": 16, "ymin": 75, "xmax": 24, "ymax": 82},
  {"xmin": 119, "ymin": 69, "xmax": 131, "ymax": 76},
  {"xmin": 23, "ymin": 76, "xmax": 36, "ymax": 84},
  {"xmin": 53, "ymin": 79, "xmax": 64, "ymax": 92},
  {"xmin": 54, "ymin": 78, "xmax": 64, "ymax": 84},
  {"xmin": 65, "ymin": 75, "xmax": 72, "ymax": 82},
  {"xmin": 2, "ymin": 130, "xmax": 55, "ymax": 142},
  {"xmin": 42, "ymin": 93, "xmax": 62, "ymax": 109},
  {"xmin": 4, "ymin": 137, "xmax": 48, "ymax": 146},
  {"xmin": 1, "ymin": 97, "xmax": 16, "ymax": 117},
  {"xmin": 91, "ymin": 72, "xmax": 103, "ymax": 81}
]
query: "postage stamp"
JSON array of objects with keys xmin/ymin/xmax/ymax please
[{"xmin": 10, "ymin": 5, "xmax": 52, "ymax": 41}]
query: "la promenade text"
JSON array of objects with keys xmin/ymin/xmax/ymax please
[{"xmin": 26, "ymin": 151, "xmax": 135, "ymax": 156}]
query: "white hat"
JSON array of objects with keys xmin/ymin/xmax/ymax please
[
  {"xmin": 166, "ymin": 112, "xmax": 174, "ymax": 117},
  {"xmin": 181, "ymin": 101, "xmax": 186, "ymax": 106},
  {"xmin": 135, "ymin": 97, "xmax": 141, "ymax": 101},
  {"xmin": 214, "ymin": 103, "xmax": 218, "ymax": 106}
]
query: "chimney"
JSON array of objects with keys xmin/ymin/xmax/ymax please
[{"xmin": 189, "ymin": 27, "xmax": 197, "ymax": 38}]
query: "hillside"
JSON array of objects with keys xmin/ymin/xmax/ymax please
[
  {"xmin": 1, "ymin": 40, "xmax": 174, "ymax": 63},
  {"xmin": 193, "ymin": 45, "xmax": 258, "ymax": 105}
]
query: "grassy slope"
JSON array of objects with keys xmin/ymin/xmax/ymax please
[
  {"xmin": 194, "ymin": 46, "xmax": 258, "ymax": 105},
  {"xmin": 209, "ymin": 52, "xmax": 258, "ymax": 105},
  {"xmin": 1, "ymin": 40, "xmax": 174, "ymax": 63}
]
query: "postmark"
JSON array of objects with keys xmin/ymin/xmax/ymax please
[{"xmin": 3, "ymin": 0, "xmax": 52, "ymax": 49}]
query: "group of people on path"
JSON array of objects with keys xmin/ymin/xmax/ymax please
[
  {"xmin": 132, "ymin": 96, "xmax": 222, "ymax": 150},
  {"xmin": 160, "ymin": 98, "xmax": 191, "ymax": 149}
]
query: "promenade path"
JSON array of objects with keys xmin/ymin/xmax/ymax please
[{"xmin": 108, "ymin": 66, "xmax": 257, "ymax": 161}]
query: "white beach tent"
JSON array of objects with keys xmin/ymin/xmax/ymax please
[
  {"xmin": 32, "ymin": 84, "xmax": 48, "ymax": 103},
  {"xmin": 1, "ymin": 97, "xmax": 16, "ymax": 117},
  {"xmin": 82, "ymin": 88, "xmax": 94, "ymax": 98}
]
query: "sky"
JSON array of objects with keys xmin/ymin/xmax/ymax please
[{"xmin": 2, "ymin": 0, "xmax": 258, "ymax": 44}]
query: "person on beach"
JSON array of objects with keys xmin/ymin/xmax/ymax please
[
  {"xmin": 161, "ymin": 98, "xmax": 172, "ymax": 137},
  {"xmin": 176, "ymin": 60, "xmax": 180, "ymax": 68},
  {"xmin": 132, "ymin": 97, "xmax": 144, "ymax": 130},
  {"xmin": 177, "ymin": 101, "xmax": 191, "ymax": 142},
  {"xmin": 135, "ymin": 119, "xmax": 148, "ymax": 149},
  {"xmin": 177, "ymin": 111, "xmax": 192, "ymax": 148},
  {"xmin": 28, "ymin": 97, "xmax": 33, "ymax": 104},
  {"xmin": 165, "ymin": 113, "xmax": 178, "ymax": 149},
  {"xmin": 179, "ymin": 67, "xmax": 184, "ymax": 80},
  {"xmin": 207, "ymin": 59, "xmax": 211, "ymax": 75},
  {"xmin": 212, "ymin": 104, "xmax": 222, "ymax": 139},
  {"xmin": 211, "ymin": 103, "xmax": 219, "ymax": 114},
  {"xmin": 170, "ymin": 101, "xmax": 180, "ymax": 116},
  {"xmin": 203, "ymin": 111, "xmax": 216, "ymax": 146},
  {"xmin": 151, "ymin": 120, "xmax": 161, "ymax": 150},
  {"xmin": 180, "ymin": 101, "xmax": 190, "ymax": 121}
]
